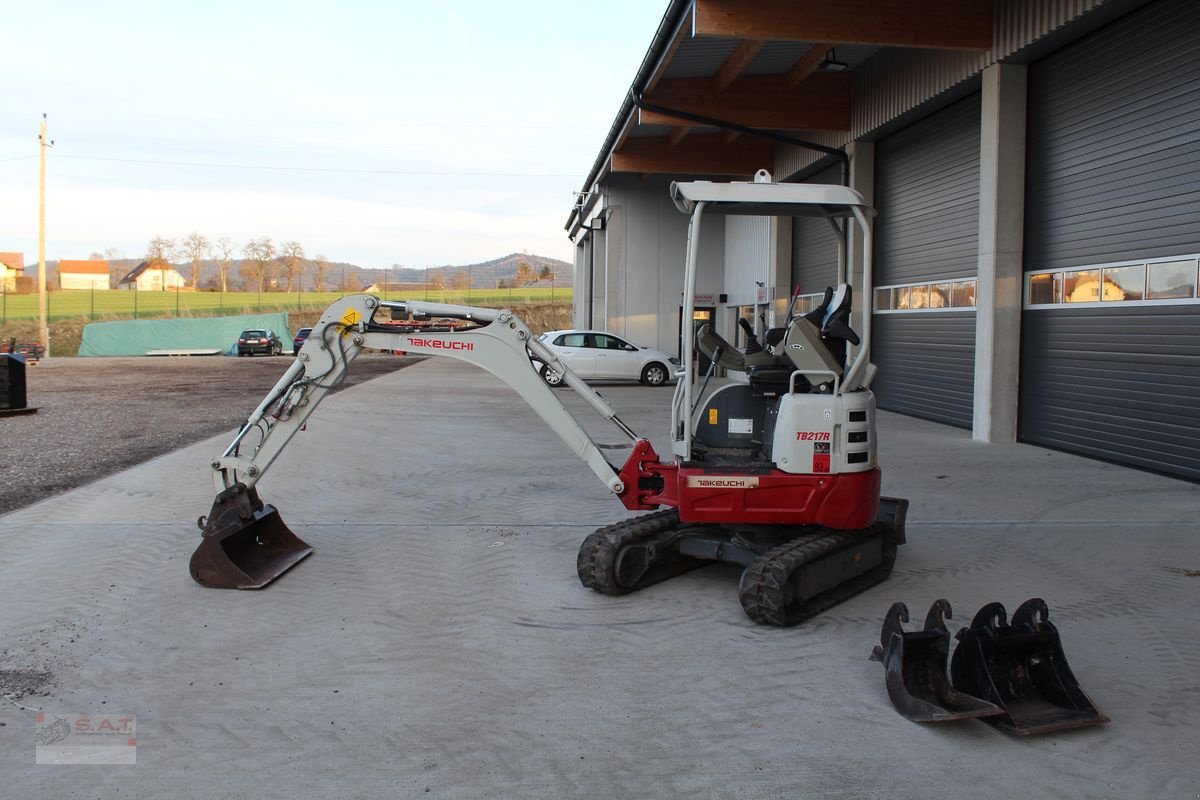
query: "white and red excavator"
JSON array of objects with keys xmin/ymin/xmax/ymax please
[{"xmin": 191, "ymin": 171, "xmax": 907, "ymax": 625}]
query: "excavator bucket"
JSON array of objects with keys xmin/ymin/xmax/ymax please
[
  {"xmin": 190, "ymin": 483, "xmax": 312, "ymax": 589},
  {"xmin": 949, "ymin": 598, "xmax": 1109, "ymax": 735},
  {"xmin": 870, "ymin": 600, "xmax": 1004, "ymax": 723}
]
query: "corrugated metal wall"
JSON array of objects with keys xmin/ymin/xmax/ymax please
[
  {"xmin": 874, "ymin": 94, "xmax": 981, "ymax": 285},
  {"xmin": 1020, "ymin": 0, "xmax": 1200, "ymax": 479},
  {"xmin": 871, "ymin": 95, "xmax": 980, "ymax": 428},
  {"xmin": 791, "ymin": 164, "xmax": 842, "ymax": 294},
  {"xmin": 724, "ymin": 215, "xmax": 771, "ymax": 307}
]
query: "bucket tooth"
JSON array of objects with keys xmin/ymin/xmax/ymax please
[
  {"xmin": 190, "ymin": 483, "xmax": 312, "ymax": 589},
  {"xmin": 870, "ymin": 599, "xmax": 1004, "ymax": 723},
  {"xmin": 950, "ymin": 598, "xmax": 1110, "ymax": 735}
]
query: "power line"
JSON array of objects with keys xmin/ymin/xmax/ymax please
[{"xmin": 55, "ymin": 154, "xmax": 579, "ymax": 178}]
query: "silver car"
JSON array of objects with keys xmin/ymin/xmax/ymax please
[{"xmin": 534, "ymin": 329, "xmax": 680, "ymax": 387}]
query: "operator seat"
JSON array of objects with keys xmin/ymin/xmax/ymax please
[{"xmin": 809, "ymin": 283, "xmax": 859, "ymax": 369}]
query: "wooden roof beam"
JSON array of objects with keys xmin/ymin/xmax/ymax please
[
  {"xmin": 712, "ymin": 39, "xmax": 766, "ymax": 93},
  {"xmin": 667, "ymin": 126, "xmax": 693, "ymax": 148},
  {"xmin": 785, "ymin": 45, "xmax": 831, "ymax": 87},
  {"xmin": 612, "ymin": 134, "xmax": 774, "ymax": 176},
  {"xmin": 694, "ymin": 0, "xmax": 993, "ymax": 51},
  {"xmin": 643, "ymin": 72, "xmax": 850, "ymax": 131}
]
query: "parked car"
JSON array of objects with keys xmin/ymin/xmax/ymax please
[
  {"xmin": 293, "ymin": 327, "xmax": 313, "ymax": 355},
  {"xmin": 533, "ymin": 329, "xmax": 680, "ymax": 387},
  {"xmin": 237, "ymin": 329, "xmax": 283, "ymax": 357}
]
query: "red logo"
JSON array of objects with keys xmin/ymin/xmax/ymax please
[{"xmin": 407, "ymin": 337, "xmax": 474, "ymax": 351}]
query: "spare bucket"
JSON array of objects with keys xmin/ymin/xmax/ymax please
[
  {"xmin": 950, "ymin": 598, "xmax": 1109, "ymax": 735},
  {"xmin": 871, "ymin": 599, "xmax": 1004, "ymax": 723},
  {"xmin": 190, "ymin": 483, "xmax": 312, "ymax": 589}
]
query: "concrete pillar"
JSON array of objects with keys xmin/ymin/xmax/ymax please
[
  {"xmin": 973, "ymin": 63, "xmax": 1027, "ymax": 443},
  {"xmin": 846, "ymin": 140, "xmax": 875, "ymax": 333}
]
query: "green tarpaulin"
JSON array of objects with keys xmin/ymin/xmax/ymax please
[{"xmin": 79, "ymin": 313, "xmax": 292, "ymax": 357}]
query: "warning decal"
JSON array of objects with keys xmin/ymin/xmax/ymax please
[
  {"xmin": 813, "ymin": 441, "xmax": 831, "ymax": 473},
  {"xmin": 708, "ymin": 408, "xmax": 719, "ymax": 425},
  {"xmin": 342, "ymin": 308, "xmax": 362, "ymax": 327}
]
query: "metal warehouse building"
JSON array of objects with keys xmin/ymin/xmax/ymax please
[{"xmin": 565, "ymin": 0, "xmax": 1200, "ymax": 481}]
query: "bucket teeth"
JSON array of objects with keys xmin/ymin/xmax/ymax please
[
  {"xmin": 190, "ymin": 483, "xmax": 313, "ymax": 589},
  {"xmin": 871, "ymin": 599, "xmax": 1005, "ymax": 723}
]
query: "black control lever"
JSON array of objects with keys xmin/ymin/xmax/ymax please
[{"xmin": 737, "ymin": 318, "xmax": 764, "ymax": 355}]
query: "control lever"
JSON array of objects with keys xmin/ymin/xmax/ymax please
[{"xmin": 737, "ymin": 318, "xmax": 764, "ymax": 355}]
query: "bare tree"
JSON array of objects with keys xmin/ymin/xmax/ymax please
[
  {"xmin": 516, "ymin": 260, "xmax": 535, "ymax": 286},
  {"xmin": 449, "ymin": 270, "xmax": 470, "ymax": 291},
  {"xmin": 312, "ymin": 254, "xmax": 332, "ymax": 292},
  {"xmin": 147, "ymin": 236, "xmax": 176, "ymax": 291},
  {"xmin": 181, "ymin": 232, "xmax": 211, "ymax": 289},
  {"xmin": 429, "ymin": 270, "xmax": 446, "ymax": 290},
  {"xmin": 240, "ymin": 237, "xmax": 276, "ymax": 293},
  {"xmin": 104, "ymin": 247, "xmax": 126, "ymax": 285},
  {"xmin": 278, "ymin": 241, "xmax": 306, "ymax": 292},
  {"xmin": 214, "ymin": 237, "xmax": 236, "ymax": 292}
]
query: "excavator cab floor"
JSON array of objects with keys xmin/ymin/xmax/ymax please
[
  {"xmin": 870, "ymin": 600, "xmax": 1004, "ymax": 723},
  {"xmin": 190, "ymin": 483, "xmax": 312, "ymax": 589}
]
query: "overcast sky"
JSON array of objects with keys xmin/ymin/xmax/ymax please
[{"xmin": 0, "ymin": 1, "xmax": 665, "ymax": 270}]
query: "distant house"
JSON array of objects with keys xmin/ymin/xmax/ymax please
[
  {"xmin": 117, "ymin": 259, "xmax": 187, "ymax": 291},
  {"xmin": 0, "ymin": 252, "xmax": 22, "ymax": 291},
  {"xmin": 58, "ymin": 259, "xmax": 111, "ymax": 290}
]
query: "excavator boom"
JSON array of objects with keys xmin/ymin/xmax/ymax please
[{"xmin": 192, "ymin": 294, "xmax": 645, "ymax": 589}]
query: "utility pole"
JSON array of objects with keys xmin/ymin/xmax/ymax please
[{"xmin": 37, "ymin": 115, "xmax": 52, "ymax": 356}]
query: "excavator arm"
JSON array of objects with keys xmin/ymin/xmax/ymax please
[{"xmin": 192, "ymin": 293, "xmax": 645, "ymax": 589}]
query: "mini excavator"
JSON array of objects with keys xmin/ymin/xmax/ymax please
[{"xmin": 191, "ymin": 171, "xmax": 907, "ymax": 625}]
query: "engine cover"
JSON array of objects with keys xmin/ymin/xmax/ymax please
[{"xmin": 771, "ymin": 390, "xmax": 876, "ymax": 475}]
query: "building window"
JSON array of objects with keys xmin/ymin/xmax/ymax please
[
  {"xmin": 1102, "ymin": 264, "xmax": 1145, "ymax": 301},
  {"xmin": 1147, "ymin": 260, "xmax": 1196, "ymax": 299},
  {"xmin": 1027, "ymin": 273, "xmax": 1061, "ymax": 305},
  {"xmin": 874, "ymin": 279, "xmax": 976, "ymax": 313},
  {"xmin": 1063, "ymin": 269, "xmax": 1100, "ymax": 303},
  {"xmin": 1025, "ymin": 256, "xmax": 1200, "ymax": 308}
]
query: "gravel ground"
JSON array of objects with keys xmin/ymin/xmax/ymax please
[{"xmin": 0, "ymin": 354, "xmax": 419, "ymax": 516}]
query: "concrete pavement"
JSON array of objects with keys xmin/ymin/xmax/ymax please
[{"xmin": 1, "ymin": 358, "xmax": 1198, "ymax": 798}]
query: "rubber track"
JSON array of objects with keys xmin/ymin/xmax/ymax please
[
  {"xmin": 577, "ymin": 509, "xmax": 702, "ymax": 596},
  {"xmin": 738, "ymin": 524, "xmax": 899, "ymax": 626}
]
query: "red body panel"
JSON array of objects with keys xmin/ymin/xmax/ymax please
[{"xmin": 618, "ymin": 438, "xmax": 880, "ymax": 530}]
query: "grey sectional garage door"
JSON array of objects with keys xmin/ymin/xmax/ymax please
[
  {"xmin": 871, "ymin": 94, "xmax": 980, "ymax": 428},
  {"xmin": 1020, "ymin": 0, "xmax": 1200, "ymax": 479},
  {"xmin": 791, "ymin": 164, "xmax": 842, "ymax": 296}
]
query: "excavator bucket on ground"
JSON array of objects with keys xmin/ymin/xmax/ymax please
[
  {"xmin": 950, "ymin": 598, "xmax": 1109, "ymax": 735},
  {"xmin": 190, "ymin": 483, "xmax": 312, "ymax": 589},
  {"xmin": 870, "ymin": 600, "xmax": 1004, "ymax": 723}
]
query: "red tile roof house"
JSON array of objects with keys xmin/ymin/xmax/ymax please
[
  {"xmin": 58, "ymin": 259, "xmax": 111, "ymax": 290},
  {"xmin": 0, "ymin": 252, "xmax": 23, "ymax": 291}
]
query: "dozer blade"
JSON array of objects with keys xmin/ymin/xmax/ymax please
[
  {"xmin": 950, "ymin": 599, "xmax": 1110, "ymax": 735},
  {"xmin": 190, "ymin": 483, "xmax": 312, "ymax": 589},
  {"xmin": 870, "ymin": 600, "xmax": 1004, "ymax": 723}
]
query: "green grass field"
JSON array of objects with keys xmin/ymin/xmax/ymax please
[{"xmin": 0, "ymin": 287, "xmax": 573, "ymax": 323}]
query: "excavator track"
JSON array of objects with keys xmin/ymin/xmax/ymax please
[
  {"xmin": 738, "ymin": 523, "xmax": 900, "ymax": 626},
  {"xmin": 577, "ymin": 509, "xmax": 702, "ymax": 595}
]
